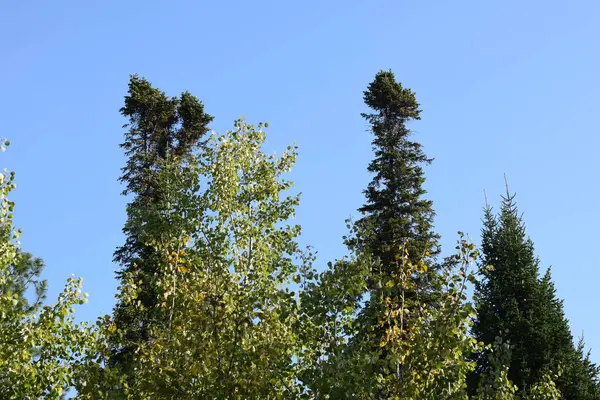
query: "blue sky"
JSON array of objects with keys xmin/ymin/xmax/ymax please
[{"xmin": 1, "ymin": 0, "xmax": 599, "ymax": 360}]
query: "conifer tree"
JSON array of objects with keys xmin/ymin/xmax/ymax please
[
  {"xmin": 471, "ymin": 187, "xmax": 599, "ymax": 398},
  {"xmin": 353, "ymin": 71, "xmax": 441, "ymax": 347},
  {"xmin": 301, "ymin": 70, "xmax": 442, "ymax": 396},
  {"xmin": 111, "ymin": 75, "xmax": 213, "ymax": 374},
  {"xmin": 354, "ymin": 70, "xmax": 439, "ymax": 273}
]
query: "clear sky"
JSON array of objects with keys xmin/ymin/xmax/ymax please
[{"xmin": 1, "ymin": 0, "xmax": 599, "ymax": 360}]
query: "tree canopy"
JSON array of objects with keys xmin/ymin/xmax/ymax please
[{"xmin": 0, "ymin": 72, "xmax": 596, "ymax": 399}]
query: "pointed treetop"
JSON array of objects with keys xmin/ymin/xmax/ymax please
[
  {"xmin": 483, "ymin": 188, "xmax": 490, "ymax": 210},
  {"xmin": 503, "ymin": 173, "xmax": 512, "ymax": 199}
]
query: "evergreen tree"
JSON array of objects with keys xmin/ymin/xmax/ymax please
[
  {"xmin": 301, "ymin": 70, "xmax": 442, "ymax": 396},
  {"xmin": 111, "ymin": 75, "xmax": 213, "ymax": 374},
  {"xmin": 353, "ymin": 71, "xmax": 441, "ymax": 346},
  {"xmin": 471, "ymin": 187, "xmax": 599, "ymax": 398},
  {"xmin": 354, "ymin": 70, "xmax": 439, "ymax": 272}
]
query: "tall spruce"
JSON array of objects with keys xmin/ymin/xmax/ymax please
[
  {"xmin": 471, "ymin": 187, "xmax": 599, "ymax": 398},
  {"xmin": 353, "ymin": 70, "xmax": 440, "ymax": 318},
  {"xmin": 354, "ymin": 70, "xmax": 439, "ymax": 277},
  {"xmin": 319, "ymin": 70, "xmax": 441, "ymax": 396},
  {"xmin": 111, "ymin": 75, "xmax": 213, "ymax": 373}
]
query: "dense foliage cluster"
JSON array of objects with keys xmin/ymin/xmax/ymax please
[{"xmin": 0, "ymin": 72, "xmax": 597, "ymax": 399}]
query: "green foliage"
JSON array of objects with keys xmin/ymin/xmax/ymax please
[
  {"xmin": 354, "ymin": 70, "xmax": 439, "ymax": 273},
  {"xmin": 373, "ymin": 236, "xmax": 480, "ymax": 399},
  {"xmin": 475, "ymin": 338, "xmax": 519, "ymax": 400},
  {"xmin": 105, "ymin": 119, "xmax": 312, "ymax": 398},
  {"xmin": 0, "ymin": 73, "xmax": 596, "ymax": 399},
  {"xmin": 300, "ymin": 232, "xmax": 565, "ymax": 399},
  {"xmin": 111, "ymin": 75, "xmax": 214, "ymax": 375},
  {"xmin": 300, "ymin": 70, "xmax": 444, "ymax": 397},
  {"xmin": 297, "ymin": 228, "xmax": 371, "ymax": 396},
  {"xmin": 471, "ymin": 189, "xmax": 599, "ymax": 398},
  {"xmin": 528, "ymin": 374, "xmax": 562, "ymax": 400},
  {"xmin": 0, "ymin": 140, "xmax": 100, "ymax": 399},
  {"xmin": 474, "ymin": 338, "xmax": 562, "ymax": 400},
  {"xmin": 299, "ymin": 233, "xmax": 479, "ymax": 398}
]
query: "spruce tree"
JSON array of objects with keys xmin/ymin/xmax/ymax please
[
  {"xmin": 321, "ymin": 70, "xmax": 441, "ymax": 396},
  {"xmin": 352, "ymin": 70, "xmax": 440, "ymax": 329},
  {"xmin": 472, "ymin": 187, "xmax": 599, "ymax": 398},
  {"xmin": 111, "ymin": 75, "xmax": 213, "ymax": 373},
  {"xmin": 355, "ymin": 70, "xmax": 439, "ymax": 272}
]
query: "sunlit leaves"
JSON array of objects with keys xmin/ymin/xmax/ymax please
[
  {"xmin": 108, "ymin": 119, "xmax": 311, "ymax": 398},
  {"xmin": 0, "ymin": 148, "xmax": 101, "ymax": 399}
]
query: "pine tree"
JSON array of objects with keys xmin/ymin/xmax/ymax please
[
  {"xmin": 111, "ymin": 75, "xmax": 213, "ymax": 374},
  {"xmin": 471, "ymin": 187, "xmax": 599, "ymax": 398}
]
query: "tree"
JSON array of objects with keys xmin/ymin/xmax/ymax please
[
  {"xmin": 373, "ymin": 236, "xmax": 481, "ymax": 399},
  {"xmin": 112, "ymin": 119, "xmax": 312, "ymax": 398},
  {"xmin": 471, "ymin": 187, "xmax": 599, "ymax": 398},
  {"xmin": 300, "ymin": 231, "xmax": 565, "ymax": 399},
  {"xmin": 297, "ymin": 224, "xmax": 372, "ymax": 396},
  {"xmin": 354, "ymin": 70, "xmax": 441, "ymax": 343},
  {"xmin": 111, "ymin": 75, "xmax": 213, "ymax": 375},
  {"xmin": 354, "ymin": 70, "xmax": 439, "ymax": 275},
  {"xmin": 6, "ymin": 251, "xmax": 46, "ymax": 313},
  {"xmin": 0, "ymin": 147, "xmax": 47, "ymax": 315},
  {"xmin": 0, "ymin": 140, "xmax": 100, "ymax": 399},
  {"xmin": 474, "ymin": 338, "xmax": 562, "ymax": 400},
  {"xmin": 308, "ymin": 70, "xmax": 439, "ymax": 394}
]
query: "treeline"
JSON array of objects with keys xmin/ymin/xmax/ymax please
[{"xmin": 0, "ymin": 71, "xmax": 597, "ymax": 399}]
